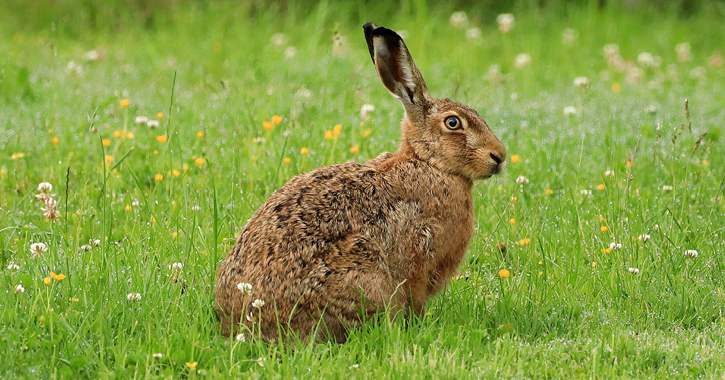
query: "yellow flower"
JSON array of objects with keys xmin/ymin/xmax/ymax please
[
  {"xmin": 283, "ymin": 157, "xmax": 291, "ymax": 164},
  {"xmin": 120, "ymin": 99, "xmax": 130, "ymax": 108},
  {"xmin": 195, "ymin": 157, "xmax": 206, "ymax": 166},
  {"xmin": 0, "ymin": 168, "xmax": 6, "ymax": 176},
  {"xmin": 592, "ymin": 261, "xmax": 597, "ymax": 268},
  {"xmin": 511, "ymin": 195, "xmax": 518, "ymax": 202},
  {"xmin": 50, "ymin": 272, "xmax": 66, "ymax": 281},
  {"xmin": 196, "ymin": 131, "xmax": 204, "ymax": 138},
  {"xmin": 102, "ymin": 139, "xmax": 111, "ymax": 147},
  {"xmin": 545, "ymin": 189, "xmax": 554, "ymax": 195},
  {"xmin": 151, "ymin": 216, "xmax": 156, "ymax": 223},
  {"xmin": 361, "ymin": 129, "xmax": 372, "ymax": 138},
  {"xmin": 156, "ymin": 135, "xmax": 167, "ymax": 143},
  {"xmin": 498, "ymin": 269, "xmax": 510, "ymax": 279},
  {"xmin": 626, "ymin": 160, "xmax": 634, "ymax": 168},
  {"xmin": 350, "ymin": 145, "xmax": 360, "ymax": 154},
  {"xmin": 263, "ymin": 121, "xmax": 274, "ymax": 130},
  {"xmin": 155, "ymin": 173, "xmax": 163, "ymax": 182},
  {"xmin": 172, "ymin": 169, "xmax": 181, "ymax": 177},
  {"xmin": 333, "ymin": 124, "xmax": 342, "ymax": 138},
  {"xmin": 600, "ymin": 226, "xmax": 608, "ymax": 232},
  {"xmin": 105, "ymin": 155, "xmax": 114, "ymax": 163},
  {"xmin": 157, "ymin": 112, "xmax": 164, "ymax": 119},
  {"xmin": 538, "ymin": 261, "xmax": 543, "ymax": 265},
  {"xmin": 324, "ymin": 130, "xmax": 334, "ymax": 140},
  {"xmin": 43, "ymin": 277, "xmax": 51, "ymax": 286},
  {"xmin": 518, "ymin": 238, "xmax": 531, "ymax": 246},
  {"xmin": 703, "ymin": 160, "xmax": 709, "ymax": 167},
  {"xmin": 612, "ymin": 83, "xmax": 621, "ymax": 94},
  {"xmin": 599, "ymin": 215, "xmax": 606, "ymax": 222},
  {"xmin": 601, "ymin": 247, "xmax": 612, "ymax": 254},
  {"xmin": 172, "ymin": 232, "xmax": 179, "ymax": 238},
  {"xmin": 114, "ymin": 130, "xmax": 125, "ymax": 139},
  {"xmin": 11, "ymin": 153, "xmax": 25, "ymax": 160},
  {"xmin": 126, "ymin": 132, "xmax": 135, "ymax": 139},
  {"xmin": 186, "ymin": 362, "xmax": 198, "ymax": 370},
  {"xmin": 509, "ymin": 218, "xmax": 516, "ymax": 225},
  {"xmin": 125, "ymin": 205, "xmax": 132, "ymax": 212},
  {"xmin": 272, "ymin": 115, "xmax": 283, "ymax": 125},
  {"xmin": 538, "ymin": 271, "xmax": 543, "ymax": 277},
  {"xmin": 597, "ymin": 184, "xmax": 605, "ymax": 191},
  {"xmin": 69, "ymin": 297, "xmax": 79, "ymax": 302},
  {"xmin": 511, "ymin": 155, "xmax": 520, "ymax": 163},
  {"xmin": 301, "ymin": 147, "xmax": 309, "ymax": 155},
  {"xmin": 51, "ymin": 137, "xmax": 60, "ymax": 145}
]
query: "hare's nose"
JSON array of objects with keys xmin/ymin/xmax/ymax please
[{"xmin": 489, "ymin": 152, "xmax": 504, "ymax": 164}]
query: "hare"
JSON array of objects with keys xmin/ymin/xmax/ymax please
[{"xmin": 215, "ymin": 23, "xmax": 506, "ymax": 343}]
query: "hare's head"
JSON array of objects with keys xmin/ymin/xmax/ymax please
[{"xmin": 363, "ymin": 23, "xmax": 506, "ymax": 180}]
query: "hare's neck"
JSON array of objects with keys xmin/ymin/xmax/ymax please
[{"xmin": 395, "ymin": 141, "xmax": 473, "ymax": 188}]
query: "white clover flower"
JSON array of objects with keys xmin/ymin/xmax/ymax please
[
  {"xmin": 465, "ymin": 27, "xmax": 482, "ymax": 40},
  {"xmin": 637, "ymin": 52, "xmax": 654, "ymax": 67},
  {"xmin": 684, "ymin": 250, "xmax": 698, "ymax": 258},
  {"xmin": 246, "ymin": 312, "xmax": 254, "ymax": 322},
  {"xmin": 132, "ymin": 200, "xmax": 140, "ymax": 207},
  {"xmin": 573, "ymin": 76, "xmax": 590, "ymax": 87},
  {"xmin": 30, "ymin": 242, "xmax": 48, "ymax": 256},
  {"xmin": 562, "ymin": 28, "xmax": 576, "ymax": 44},
  {"xmin": 331, "ymin": 33, "xmax": 348, "ymax": 58},
  {"xmin": 604, "ymin": 167, "xmax": 615, "ymax": 177},
  {"xmin": 486, "ymin": 64, "xmax": 504, "ymax": 84},
  {"xmin": 609, "ymin": 242, "xmax": 623, "ymax": 250},
  {"xmin": 676, "ymin": 43, "xmax": 691, "ymax": 62},
  {"xmin": 91, "ymin": 238, "xmax": 102, "ymax": 246},
  {"xmin": 15, "ymin": 284, "xmax": 25, "ymax": 294},
  {"xmin": 80, "ymin": 244, "xmax": 92, "ymax": 252},
  {"xmin": 284, "ymin": 46, "xmax": 297, "ymax": 59},
  {"xmin": 563, "ymin": 106, "xmax": 577, "ymax": 116},
  {"xmin": 271, "ymin": 33, "xmax": 286, "ymax": 47},
  {"xmin": 638, "ymin": 234, "xmax": 650, "ymax": 242},
  {"xmin": 626, "ymin": 67, "xmax": 643, "ymax": 84},
  {"xmin": 7, "ymin": 263, "xmax": 20, "ymax": 270},
  {"xmin": 252, "ymin": 299, "xmax": 265, "ymax": 309},
  {"xmin": 235, "ymin": 333, "xmax": 246, "ymax": 342},
  {"xmin": 152, "ymin": 353, "xmax": 163, "ymax": 360},
  {"xmin": 191, "ymin": 205, "xmax": 201, "ymax": 211},
  {"xmin": 256, "ymin": 357, "xmax": 266, "ymax": 367},
  {"xmin": 603, "ymin": 44, "xmax": 620, "ymax": 60},
  {"xmin": 514, "ymin": 53, "xmax": 531, "ymax": 69},
  {"xmin": 66, "ymin": 61, "xmax": 84, "ymax": 76},
  {"xmin": 644, "ymin": 105, "xmax": 657, "ymax": 114},
  {"xmin": 37, "ymin": 182, "xmax": 53, "ymax": 194},
  {"xmin": 171, "ymin": 262, "xmax": 183, "ymax": 275},
  {"xmin": 82, "ymin": 49, "xmax": 101, "ymax": 62},
  {"xmin": 146, "ymin": 120, "xmax": 160, "ymax": 129},
  {"xmin": 135, "ymin": 116, "xmax": 149, "ymax": 125},
  {"xmin": 662, "ymin": 185, "xmax": 674, "ymax": 191},
  {"xmin": 449, "ymin": 11, "xmax": 468, "ymax": 28},
  {"xmin": 296, "ymin": 87, "xmax": 312, "ymax": 99},
  {"xmin": 516, "ymin": 175, "xmax": 530, "ymax": 184},
  {"xmin": 237, "ymin": 282, "xmax": 253, "ymax": 295},
  {"xmin": 628, "ymin": 267, "xmax": 640, "ymax": 275},
  {"xmin": 496, "ymin": 13, "xmax": 515, "ymax": 33},
  {"xmin": 360, "ymin": 104, "xmax": 375, "ymax": 120},
  {"xmin": 127, "ymin": 292, "xmax": 142, "ymax": 301},
  {"xmin": 580, "ymin": 189, "xmax": 592, "ymax": 196}
]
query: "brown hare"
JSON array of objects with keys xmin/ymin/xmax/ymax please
[{"xmin": 215, "ymin": 22, "xmax": 506, "ymax": 342}]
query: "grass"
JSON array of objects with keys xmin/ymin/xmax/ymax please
[{"xmin": 2, "ymin": 0, "xmax": 725, "ymax": 378}]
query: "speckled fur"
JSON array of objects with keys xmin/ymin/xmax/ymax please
[{"xmin": 215, "ymin": 23, "xmax": 506, "ymax": 342}]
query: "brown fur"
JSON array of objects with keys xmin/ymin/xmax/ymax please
[{"xmin": 214, "ymin": 23, "xmax": 506, "ymax": 342}]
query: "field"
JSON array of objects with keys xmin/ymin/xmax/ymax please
[{"xmin": 2, "ymin": 0, "xmax": 725, "ymax": 378}]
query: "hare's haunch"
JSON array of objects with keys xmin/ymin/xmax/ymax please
[{"xmin": 215, "ymin": 23, "xmax": 506, "ymax": 342}]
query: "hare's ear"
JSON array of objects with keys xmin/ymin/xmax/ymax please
[{"xmin": 363, "ymin": 23, "xmax": 428, "ymax": 109}]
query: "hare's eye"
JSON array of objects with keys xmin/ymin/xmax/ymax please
[{"xmin": 444, "ymin": 116, "xmax": 462, "ymax": 130}]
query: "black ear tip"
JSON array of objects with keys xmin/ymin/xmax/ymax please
[{"xmin": 363, "ymin": 22, "xmax": 377, "ymax": 64}]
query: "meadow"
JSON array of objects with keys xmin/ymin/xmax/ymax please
[{"xmin": 2, "ymin": 0, "xmax": 725, "ymax": 378}]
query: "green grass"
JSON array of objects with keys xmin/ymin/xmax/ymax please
[{"xmin": 2, "ymin": 0, "xmax": 725, "ymax": 378}]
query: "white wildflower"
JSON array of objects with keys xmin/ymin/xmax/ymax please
[
  {"xmin": 662, "ymin": 185, "xmax": 674, "ymax": 191},
  {"xmin": 689, "ymin": 66, "xmax": 706, "ymax": 80},
  {"xmin": 625, "ymin": 67, "xmax": 643, "ymax": 84},
  {"xmin": 563, "ymin": 106, "xmax": 577, "ymax": 116},
  {"xmin": 132, "ymin": 200, "xmax": 140, "ymax": 207},
  {"xmin": 7, "ymin": 263, "xmax": 20, "ymax": 270},
  {"xmin": 331, "ymin": 32, "xmax": 347, "ymax": 58},
  {"xmin": 127, "ymin": 292, "xmax": 142, "ymax": 301},
  {"xmin": 449, "ymin": 11, "xmax": 468, "ymax": 28},
  {"xmin": 191, "ymin": 205, "xmax": 201, "ymax": 211},
  {"xmin": 252, "ymin": 299, "xmax": 265, "ymax": 309},
  {"xmin": 638, "ymin": 234, "xmax": 650, "ymax": 242},
  {"xmin": 628, "ymin": 267, "xmax": 640, "ymax": 275},
  {"xmin": 637, "ymin": 52, "xmax": 654, "ymax": 67},
  {"xmin": 30, "ymin": 242, "xmax": 48, "ymax": 256},
  {"xmin": 296, "ymin": 87, "xmax": 312, "ymax": 99},
  {"xmin": 516, "ymin": 175, "xmax": 530, "ymax": 184},
  {"xmin": 609, "ymin": 242, "xmax": 623, "ymax": 250},
  {"xmin": 486, "ymin": 64, "xmax": 504, "ymax": 84},
  {"xmin": 360, "ymin": 104, "xmax": 376, "ymax": 120},
  {"xmin": 684, "ymin": 250, "xmax": 698, "ymax": 258},
  {"xmin": 15, "ymin": 284, "xmax": 25, "ymax": 294},
  {"xmin": 284, "ymin": 46, "xmax": 297, "ymax": 59},
  {"xmin": 171, "ymin": 263, "xmax": 183, "ymax": 276},
  {"xmin": 135, "ymin": 116, "xmax": 149, "ymax": 125},
  {"xmin": 562, "ymin": 28, "xmax": 577, "ymax": 44},
  {"xmin": 235, "ymin": 333, "xmax": 246, "ymax": 342},
  {"xmin": 146, "ymin": 120, "xmax": 160, "ymax": 129},
  {"xmin": 644, "ymin": 105, "xmax": 657, "ymax": 114},
  {"xmin": 37, "ymin": 182, "xmax": 53, "ymax": 194},
  {"xmin": 80, "ymin": 244, "xmax": 92, "ymax": 252},
  {"xmin": 271, "ymin": 33, "xmax": 286, "ymax": 47},
  {"xmin": 152, "ymin": 353, "xmax": 163, "ymax": 360},
  {"xmin": 496, "ymin": 13, "xmax": 515, "ymax": 33},
  {"xmin": 603, "ymin": 44, "xmax": 620, "ymax": 60},
  {"xmin": 256, "ymin": 357, "xmax": 266, "ymax": 367},
  {"xmin": 580, "ymin": 189, "xmax": 592, "ymax": 196},
  {"xmin": 514, "ymin": 53, "xmax": 531, "ymax": 69},
  {"xmin": 573, "ymin": 76, "xmax": 590, "ymax": 87},
  {"xmin": 465, "ymin": 27, "xmax": 482, "ymax": 40},
  {"xmin": 237, "ymin": 282, "xmax": 253, "ymax": 295},
  {"xmin": 675, "ymin": 43, "xmax": 691, "ymax": 62},
  {"xmin": 91, "ymin": 238, "xmax": 102, "ymax": 246},
  {"xmin": 82, "ymin": 49, "xmax": 101, "ymax": 61},
  {"xmin": 66, "ymin": 61, "xmax": 84, "ymax": 76},
  {"xmin": 604, "ymin": 167, "xmax": 614, "ymax": 177}
]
